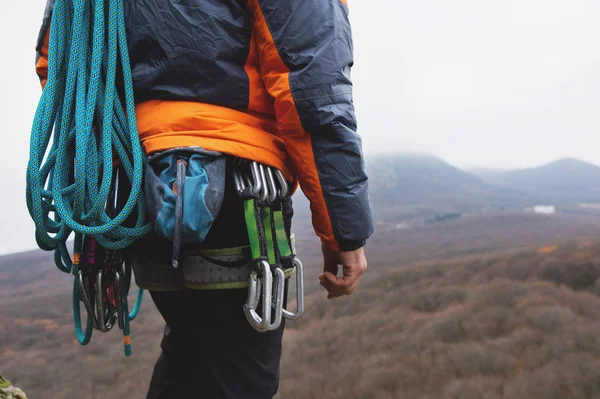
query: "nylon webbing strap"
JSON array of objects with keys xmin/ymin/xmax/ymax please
[
  {"xmin": 244, "ymin": 199, "xmax": 263, "ymax": 261},
  {"xmin": 273, "ymin": 209, "xmax": 292, "ymax": 258},
  {"xmin": 263, "ymin": 209, "xmax": 276, "ymax": 265},
  {"xmin": 244, "ymin": 196, "xmax": 294, "ymax": 272}
]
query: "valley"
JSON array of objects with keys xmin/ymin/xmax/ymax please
[{"xmin": 4, "ymin": 153, "xmax": 600, "ymax": 398}]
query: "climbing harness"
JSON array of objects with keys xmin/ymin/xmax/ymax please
[
  {"xmin": 232, "ymin": 158, "xmax": 305, "ymax": 332},
  {"xmin": 26, "ymin": 0, "xmax": 150, "ymax": 356},
  {"xmin": 131, "ymin": 157, "xmax": 304, "ymax": 332}
]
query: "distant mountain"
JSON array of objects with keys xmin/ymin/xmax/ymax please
[
  {"xmin": 367, "ymin": 153, "xmax": 485, "ymax": 195},
  {"xmin": 478, "ymin": 158, "xmax": 600, "ymax": 203},
  {"xmin": 297, "ymin": 155, "xmax": 600, "ymax": 220},
  {"xmin": 466, "ymin": 167, "xmax": 508, "ymax": 182},
  {"xmin": 364, "ymin": 154, "xmax": 533, "ymax": 216}
]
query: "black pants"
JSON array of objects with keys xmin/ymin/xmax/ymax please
[
  {"xmin": 145, "ymin": 181, "xmax": 292, "ymax": 399},
  {"xmin": 147, "ymin": 289, "xmax": 286, "ymax": 399}
]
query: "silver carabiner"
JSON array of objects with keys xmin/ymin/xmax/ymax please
[
  {"xmin": 233, "ymin": 169, "xmax": 247, "ymax": 196},
  {"xmin": 257, "ymin": 163, "xmax": 269, "ymax": 203},
  {"xmin": 282, "ymin": 258, "xmax": 305, "ymax": 320},
  {"xmin": 231, "ymin": 158, "xmax": 248, "ymax": 196},
  {"xmin": 250, "ymin": 162, "xmax": 263, "ymax": 198},
  {"xmin": 77, "ymin": 270, "xmax": 100, "ymax": 330},
  {"xmin": 265, "ymin": 167, "xmax": 278, "ymax": 204},
  {"xmin": 113, "ymin": 267, "xmax": 125, "ymax": 330},
  {"xmin": 274, "ymin": 169, "xmax": 289, "ymax": 198},
  {"xmin": 266, "ymin": 267, "xmax": 285, "ymax": 331},
  {"xmin": 95, "ymin": 270, "xmax": 118, "ymax": 332},
  {"xmin": 243, "ymin": 260, "xmax": 273, "ymax": 332}
]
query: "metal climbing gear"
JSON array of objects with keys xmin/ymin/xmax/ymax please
[
  {"xmin": 76, "ymin": 237, "xmax": 143, "ymax": 335},
  {"xmin": 244, "ymin": 260, "xmax": 273, "ymax": 331},
  {"xmin": 232, "ymin": 158, "xmax": 305, "ymax": 332},
  {"xmin": 283, "ymin": 258, "xmax": 304, "ymax": 320},
  {"xmin": 26, "ymin": 0, "xmax": 150, "ymax": 356}
]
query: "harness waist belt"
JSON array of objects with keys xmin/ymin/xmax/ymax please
[{"xmin": 131, "ymin": 237, "xmax": 295, "ymax": 291}]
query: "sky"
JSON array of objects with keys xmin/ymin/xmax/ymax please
[{"xmin": 1, "ymin": 0, "xmax": 600, "ymax": 254}]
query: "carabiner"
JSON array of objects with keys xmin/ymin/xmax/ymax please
[
  {"xmin": 77, "ymin": 270, "xmax": 100, "ymax": 330},
  {"xmin": 243, "ymin": 260, "xmax": 273, "ymax": 332},
  {"xmin": 274, "ymin": 169, "xmax": 289, "ymax": 198},
  {"xmin": 266, "ymin": 267, "xmax": 285, "ymax": 331},
  {"xmin": 282, "ymin": 258, "xmax": 305, "ymax": 320},
  {"xmin": 257, "ymin": 163, "xmax": 269, "ymax": 203},
  {"xmin": 95, "ymin": 270, "xmax": 118, "ymax": 332},
  {"xmin": 265, "ymin": 167, "xmax": 278, "ymax": 204},
  {"xmin": 113, "ymin": 267, "xmax": 125, "ymax": 330},
  {"xmin": 233, "ymin": 168, "xmax": 247, "ymax": 197},
  {"xmin": 250, "ymin": 162, "xmax": 263, "ymax": 198}
]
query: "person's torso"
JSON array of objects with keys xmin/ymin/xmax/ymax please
[{"xmin": 124, "ymin": 0, "xmax": 274, "ymax": 116}]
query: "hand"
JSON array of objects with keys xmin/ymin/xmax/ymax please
[{"xmin": 319, "ymin": 245, "xmax": 368, "ymax": 300}]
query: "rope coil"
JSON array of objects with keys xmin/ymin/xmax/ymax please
[
  {"xmin": 26, "ymin": 0, "xmax": 150, "ymax": 256},
  {"xmin": 26, "ymin": 0, "xmax": 150, "ymax": 355}
]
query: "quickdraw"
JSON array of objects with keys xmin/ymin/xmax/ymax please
[{"xmin": 232, "ymin": 158, "xmax": 304, "ymax": 332}]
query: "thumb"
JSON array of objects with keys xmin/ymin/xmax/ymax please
[{"xmin": 320, "ymin": 271, "xmax": 338, "ymax": 284}]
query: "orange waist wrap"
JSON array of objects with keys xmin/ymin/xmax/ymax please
[{"xmin": 136, "ymin": 100, "xmax": 295, "ymax": 181}]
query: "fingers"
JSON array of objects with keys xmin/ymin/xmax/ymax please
[
  {"xmin": 319, "ymin": 274, "xmax": 344, "ymax": 299},
  {"xmin": 320, "ymin": 246, "xmax": 368, "ymax": 300},
  {"xmin": 318, "ymin": 270, "xmax": 362, "ymax": 299}
]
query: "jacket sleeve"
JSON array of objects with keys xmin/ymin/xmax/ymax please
[
  {"xmin": 35, "ymin": 0, "xmax": 54, "ymax": 88},
  {"xmin": 249, "ymin": 0, "xmax": 374, "ymax": 251}
]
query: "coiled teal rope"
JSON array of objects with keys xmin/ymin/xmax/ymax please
[{"xmin": 26, "ymin": 0, "xmax": 151, "ymax": 355}]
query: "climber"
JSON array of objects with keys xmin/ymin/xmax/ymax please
[{"xmin": 33, "ymin": 0, "xmax": 373, "ymax": 397}]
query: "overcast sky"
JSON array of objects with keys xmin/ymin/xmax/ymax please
[{"xmin": 1, "ymin": 0, "xmax": 599, "ymax": 254}]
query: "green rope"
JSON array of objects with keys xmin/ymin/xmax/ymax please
[{"xmin": 26, "ymin": 0, "xmax": 150, "ymax": 353}]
